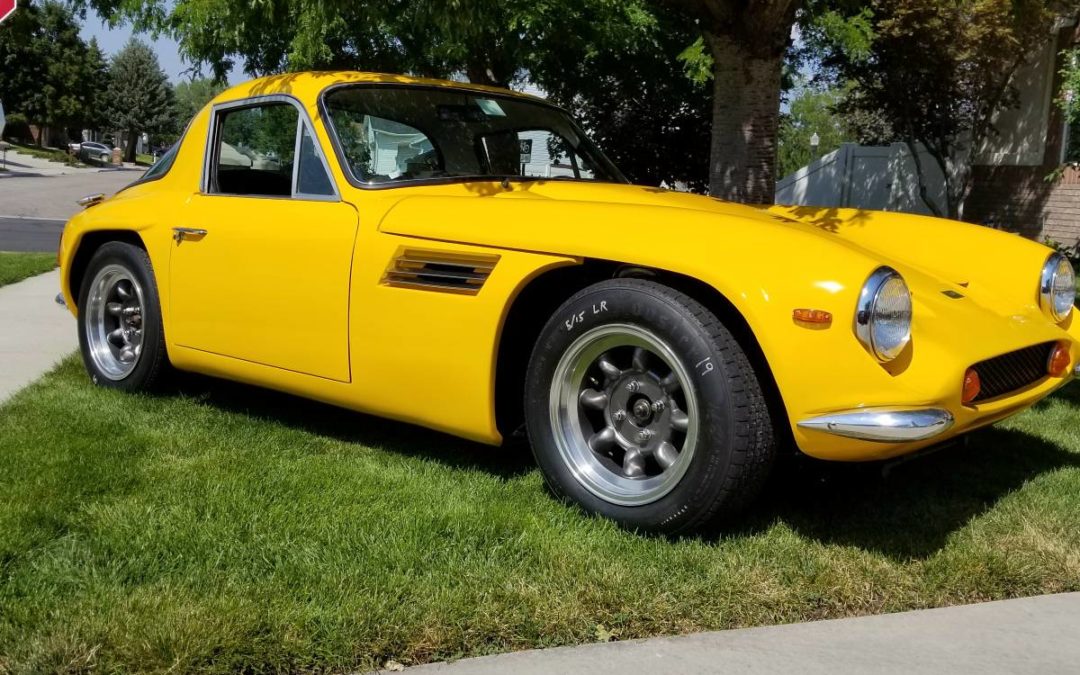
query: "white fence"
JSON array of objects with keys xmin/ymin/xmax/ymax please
[{"xmin": 775, "ymin": 142, "xmax": 948, "ymax": 215}]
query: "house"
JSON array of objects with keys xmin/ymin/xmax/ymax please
[{"xmin": 965, "ymin": 21, "xmax": 1080, "ymax": 248}]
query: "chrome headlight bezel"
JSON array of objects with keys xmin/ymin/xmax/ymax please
[
  {"xmin": 855, "ymin": 267, "xmax": 913, "ymax": 363},
  {"xmin": 1039, "ymin": 253, "xmax": 1076, "ymax": 324}
]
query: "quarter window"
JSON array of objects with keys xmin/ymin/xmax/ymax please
[{"xmin": 296, "ymin": 124, "xmax": 336, "ymax": 196}]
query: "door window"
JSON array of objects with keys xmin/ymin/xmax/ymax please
[{"xmin": 209, "ymin": 101, "xmax": 337, "ymax": 199}]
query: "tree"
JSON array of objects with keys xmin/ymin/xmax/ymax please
[
  {"xmin": 104, "ymin": 38, "xmax": 174, "ymax": 162},
  {"xmin": 0, "ymin": 1, "xmax": 106, "ymax": 145},
  {"xmin": 79, "ymin": 38, "xmax": 111, "ymax": 134},
  {"xmin": 664, "ymin": 1, "xmax": 801, "ymax": 202},
  {"xmin": 777, "ymin": 85, "xmax": 852, "ymax": 179},
  {"xmin": 168, "ymin": 77, "xmax": 227, "ymax": 140},
  {"xmin": 810, "ymin": 0, "xmax": 1080, "ymax": 219},
  {"xmin": 524, "ymin": 6, "xmax": 712, "ymax": 190}
]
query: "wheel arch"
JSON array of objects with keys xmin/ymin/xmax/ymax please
[
  {"xmin": 67, "ymin": 230, "xmax": 148, "ymax": 310},
  {"xmin": 494, "ymin": 260, "xmax": 791, "ymax": 447}
]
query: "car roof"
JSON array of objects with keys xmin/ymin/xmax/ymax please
[{"xmin": 211, "ymin": 71, "xmax": 547, "ymax": 108}]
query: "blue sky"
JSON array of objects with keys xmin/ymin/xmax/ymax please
[{"xmin": 79, "ymin": 17, "xmax": 246, "ymax": 84}]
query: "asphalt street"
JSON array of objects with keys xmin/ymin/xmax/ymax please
[{"xmin": 0, "ymin": 216, "xmax": 65, "ymax": 252}]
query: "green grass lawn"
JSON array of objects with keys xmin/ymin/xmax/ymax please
[
  {"xmin": 0, "ymin": 252, "xmax": 57, "ymax": 288},
  {"xmin": 1, "ymin": 359, "xmax": 1078, "ymax": 673}
]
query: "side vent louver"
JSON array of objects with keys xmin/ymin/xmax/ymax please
[{"xmin": 383, "ymin": 249, "xmax": 499, "ymax": 295}]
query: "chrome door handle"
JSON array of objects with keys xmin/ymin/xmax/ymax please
[{"xmin": 172, "ymin": 227, "xmax": 208, "ymax": 243}]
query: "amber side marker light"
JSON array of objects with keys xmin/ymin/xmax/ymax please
[
  {"xmin": 1048, "ymin": 342, "xmax": 1072, "ymax": 378},
  {"xmin": 962, "ymin": 368, "xmax": 982, "ymax": 405},
  {"xmin": 793, "ymin": 309, "xmax": 833, "ymax": 325}
]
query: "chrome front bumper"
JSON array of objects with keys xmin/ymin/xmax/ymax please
[{"xmin": 798, "ymin": 408, "xmax": 955, "ymax": 443}]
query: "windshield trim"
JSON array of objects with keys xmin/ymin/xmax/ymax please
[{"xmin": 317, "ymin": 82, "xmax": 628, "ymax": 191}]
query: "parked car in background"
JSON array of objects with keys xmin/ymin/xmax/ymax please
[
  {"xmin": 68, "ymin": 141, "xmax": 82, "ymax": 154},
  {"xmin": 57, "ymin": 72, "xmax": 1079, "ymax": 535},
  {"xmin": 78, "ymin": 141, "xmax": 112, "ymax": 163}
]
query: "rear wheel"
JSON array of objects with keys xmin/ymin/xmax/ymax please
[
  {"xmin": 525, "ymin": 278, "xmax": 775, "ymax": 534},
  {"xmin": 77, "ymin": 241, "xmax": 170, "ymax": 391}
]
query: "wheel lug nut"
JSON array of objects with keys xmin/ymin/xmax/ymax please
[
  {"xmin": 651, "ymin": 400, "xmax": 665, "ymax": 413},
  {"xmin": 612, "ymin": 410, "xmax": 627, "ymax": 422},
  {"xmin": 637, "ymin": 429, "xmax": 654, "ymax": 444},
  {"xmin": 626, "ymin": 380, "xmax": 641, "ymax": 392}
]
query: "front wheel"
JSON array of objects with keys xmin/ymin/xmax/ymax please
[
  {"xmin": 77, "ymin": 241, "xmax": 171, "ymax": 391},
  {"xmin": 525, "ymin": 279, "xmax": 775, "ymax": 534}
]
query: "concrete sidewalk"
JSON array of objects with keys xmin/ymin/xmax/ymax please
[
  {"xmin": 402, "ymin": 593, "xmax": 1080, "ymax": 674},
  {"xmin": 0, "ymin": 270, "xmax": 77, "ymax": 402}
]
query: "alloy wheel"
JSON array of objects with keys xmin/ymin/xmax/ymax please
[
  {"xmin": 549, "ymin": 324, "xmax": 701, "ymax": 506},
  {"xmin": 85, "ymin": 264, "xmax": 145, "ymax": 380}
]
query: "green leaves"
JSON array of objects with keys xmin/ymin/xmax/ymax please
[
  {"xmin": 677, "ymin": 37, "xmax": 713, "ymax": 85},
  {"xmin": 778, "ymin": 85, "xmax": 853, "ymax": 178},
  {"xmin": 0, "ymin": 1, "xmax": 105, "ymax": 135},
  {"xmin": 103, "ymin": 38, "xmax": 174, "ymax": 160},
  {"xmin": 811, "ymin": 8, "xmax": 875, "ymax": 63}
]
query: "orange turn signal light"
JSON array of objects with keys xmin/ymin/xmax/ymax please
[
  {"xmin": 962, "ymin": 368, "xmax": 981, "ymax": 405},
  {"xmin": 1048, "ymin": 341, "xmax": 1072, "ymax": 378},
  {"xmin": 793, "ymin": 309, "xmax": 833, "ymax": 325}
]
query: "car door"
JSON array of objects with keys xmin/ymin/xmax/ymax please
[{"xmin": 170, "ymin": 96, "xmax": 358, "ymax": 382}]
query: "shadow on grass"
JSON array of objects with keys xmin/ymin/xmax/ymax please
[
  {"xmin": 171, "ymin": 372, "xmax": 536, "ymax": 481},
  {"xmin": 169, "ymin": 372, "xmax": 1078, "ymax": 558},
  {"xmin": 734, "ymin": 409, "xmax": 1080, "ymax": 559}
]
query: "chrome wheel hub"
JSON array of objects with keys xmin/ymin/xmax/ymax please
[
  {"xmin": 85, "ymin": 264, "xmax": 145, "ymax": 380},
  {"xmin": 549, "ymin": 324, "xmax": 700, "ymax": 506}
]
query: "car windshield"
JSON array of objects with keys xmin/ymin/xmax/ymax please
[{"xmin": 322, "ymin": 85, "xmax": 626, "ymax": 186}]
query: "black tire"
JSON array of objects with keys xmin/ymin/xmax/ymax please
[
  {"xmin": 524, "ymin": 278, "xmax": 775, "ymax": 535},
  {"xmin": 77, "ymin": 241, "xmax": 171, "ymax": 392}
]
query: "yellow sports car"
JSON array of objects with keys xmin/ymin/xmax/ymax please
[{"xmin": 59, "ymin": 72, "xmax": 1078, "ymax": 534}]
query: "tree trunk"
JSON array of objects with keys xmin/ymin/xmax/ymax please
[
  {"xmin": 946, "ymin": 157, "xmax": 971, "ymax": 222},
  {"xmin": 125, "ymin": 128, "xmax": 138, "ymax": 163},
  {"xmin": 904, "ymin": 139, "xmax": 945, "ymax": 218},
  {"xmin": 707, "ymin": 35, "xmax": 783, "ymax": 204}
]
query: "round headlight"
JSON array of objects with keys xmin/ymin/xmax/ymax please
[
  {"xmin": 1040, "ymin": 253, "xmax": 1076, "ymax": 323},
  {"xmin": 855, "ymin": 267, "xmax": 912, "ymax": 362}
]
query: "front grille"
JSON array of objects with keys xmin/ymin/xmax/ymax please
[{"xmin": 971, "ymin": 342, "xmax": 1054, "ymax": 402}]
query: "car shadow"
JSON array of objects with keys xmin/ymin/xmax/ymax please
[
  {"xmin": 724, "ymin": 422, "xmax": 1080, "ymax": 560},
  {"xmin": 168, "ymin": 373, "xmax": 1078, "ymax": 558},
  {"xmin": 169, "ymin": 372, "xmax": 536, "ymax": 480}
]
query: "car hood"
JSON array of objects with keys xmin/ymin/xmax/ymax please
[{"xmin": 502, "ymin": 181, "xmax": 1050, "ymax": 276}]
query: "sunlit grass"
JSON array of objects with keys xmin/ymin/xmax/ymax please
[
  {"xmin": 0, "ymin": 252, "xmax": 56, "ymax": 288},
  {"xmin": 0, "ymin": 359, "xmax": 1077, "ymax": 672}
]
